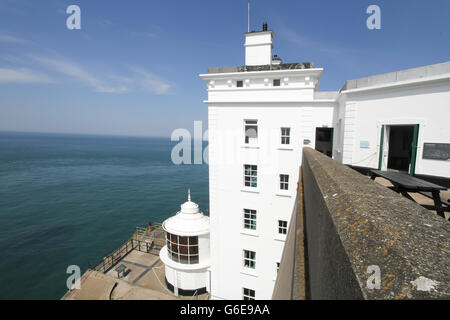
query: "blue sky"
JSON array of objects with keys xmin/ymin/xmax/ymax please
[{"xmin": 0, "ymin": 0, "xmax": 449, "ymax": 137}]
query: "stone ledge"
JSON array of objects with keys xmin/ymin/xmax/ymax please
[{"xmin": 302, "ymin": 147, "xmax": 449, "ymax": 299}]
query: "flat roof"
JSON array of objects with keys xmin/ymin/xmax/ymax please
[
  {"xmin": 341, "ymin": 61, "xmax": 450, "ymax": 91},
  {"xmin": 207, "ymin": 62, "xmax": 315, "ymax": 74}
]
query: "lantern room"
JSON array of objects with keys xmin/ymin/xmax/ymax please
[{"xmin": 159, "ymin": 190, "xmax": 210, "ymax": 296}]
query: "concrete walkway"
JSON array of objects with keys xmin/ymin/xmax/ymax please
[
  {"xmin": 63, "ymin": 249, "xmax": 209, "ymax": 300},
  {"xmin": 62, "ymin": 269, "xmax": 177, "ymax": 300}
]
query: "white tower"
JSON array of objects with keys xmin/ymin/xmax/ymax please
[
  {"xmin": 160, "ymin": 190, "xmax": 211, "ymax": 296},
  {"xmin": 200, "ymin": 23, "xmax": 333, "ymax": 300},
  {"xmin": 245, "ymin": 22, "xmax": 273, "ymax": 66}
]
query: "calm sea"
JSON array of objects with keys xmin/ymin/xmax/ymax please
[{"xmin": 0, "ymin": 132, "xmax": 209, "ymax": 299}]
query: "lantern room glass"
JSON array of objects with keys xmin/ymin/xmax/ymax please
[{"xmin": 166, "ymin": 232, "xmax": 199, "ymax": 264}]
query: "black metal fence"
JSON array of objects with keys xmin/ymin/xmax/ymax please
[
  {"xmin": 94, "ymin": 239, "xmax": 136, "ymax": 273},
  {"xmin": 94, "ymin": 226, "xmax": 165, "ymax": 274}
]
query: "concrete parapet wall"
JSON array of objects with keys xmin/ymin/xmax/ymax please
[
  {"xmin": 342, "ymin": 61, "xmax": 450, "ymax": 90},
  {"xmin": 302, "ymin": 147, "xmax": 449, "ymax": 299}
]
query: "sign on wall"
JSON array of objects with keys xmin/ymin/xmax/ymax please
[
  {"xmin": 423, "ymin": 143, "xmax": 450, "ymax": 161},
  {"xmin": 360, "ymin": 141, "xmax": 370, "ymax": 149}
]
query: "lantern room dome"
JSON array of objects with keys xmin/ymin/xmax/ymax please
[{"xmin": 162, "ymin": 190, "xmax": 210, "ymax": 236}]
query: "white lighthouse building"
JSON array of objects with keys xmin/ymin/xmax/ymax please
[
  {"xmin": 159, "ymin": 190, "xmax": 211, "ymax": 296},
  {"xmin": 200, "ymin": 20, "xmax": 450, "ymax": 300},
  {"xmin": 200, "ymin": 22, "xmax": 333, "ymax": 300}
]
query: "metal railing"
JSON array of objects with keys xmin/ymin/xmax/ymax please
[
  {"xmin": 94, "ymin": 224, "xmax": 165, "ymax": 273},
  {"xmin": 94, "ymin": 239, "xmax": 136, "ymax": 273}
]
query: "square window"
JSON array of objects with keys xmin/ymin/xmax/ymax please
[
  {"xmin": 273, "ymin": 79, "xmax": 281, "ymax": 87},
  {"xmin": 179, "ymin": 254, "xmax": 189, "ymax": 264},
  {"xmin": 244, "ymin": 120, "xmax": 258, "ymax": 144},
  {"xmin": 237, "ymin": 80, "xmax": 243, "ymax": 87},
  {"xmin": 189, "ymin": 255, "xmax": 199, "ymax": 264},
  {"xmin": 179, "ymin": 236, "xmax": 188, "ymax": 245},
  {"xmin": 243, "ymin": 250, "xmax": 256, "ymax": 269},
  {"xmin": 244, "ymin": 165, "xmax": 258, "ymax": 188},
  {"xmin": 278, "ymin": 220, "xmax": 288, "ymax": 235},
  {"xmin": 243, "ymin": 288, "xmax": 255, "ymax": 300},
  {"xmin": 188, "ymin": 236, "xmax": 198, "ymax": 245},
  {"xmin": 281, "ymin": 127, "xmax": 291, "ymax": 145},
  {"xmin": 243, "ymin": 209, "xmax": 257, "ymax": 230},
  {"xmin": 280, "ymin": 174, "xmax": 289, "ymax": 190}
]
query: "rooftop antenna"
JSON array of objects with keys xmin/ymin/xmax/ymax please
[{"xmin": 248, "ymin": 0, "xmax": 250, "ymax": 32}]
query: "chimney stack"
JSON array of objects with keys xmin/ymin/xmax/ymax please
[{"xmin": 244, "ymin": 22, "xmax": 274, "ymax": 66}]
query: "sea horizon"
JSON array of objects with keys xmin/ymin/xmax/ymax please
[
  {"xmin": 0, "ymin": 130, "xmax": 175, "ymax": 140},
  {"xmin": 0, "ymin": 131, "xmax": 209, "ymax": 299}
]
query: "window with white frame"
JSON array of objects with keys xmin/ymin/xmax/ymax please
[
  {"xmin": 237, "ymin": 80, "xmax": 243, "ymax": 87},
  {"xmin": 273, "ymin": 79, "xmax": 281, "ymax": 87},
  {"xmin": 278, "ymin": 220, "xmax": 288, "ymax": 235},
  {"xmin": 243, "ymin": 209, "xmax": 257, "ymax": 230},
  {"xmin": 243, "ymin": 250, "xmax": 256, "ymax": 269},
  {"xmin": 244, "ymin": 120, "xmax": 258, "ymax": 144},
  {"xmin": 243, "ymin": 288, "xmax": 255, "ymax": 300},
  {"xmin": 280, "ymin": 174, "xmax": 289, "ymax": 190},
  {"xmin": 244, "ymin": 165, "xmax": 258, "ymax": 188},
  {"xmin": 281, "ymin": 127, "xmax": 291, "ymax": 145},
  {"xmin": 276, "ymin": 262, "xmax": 280, "ymax": 273}
]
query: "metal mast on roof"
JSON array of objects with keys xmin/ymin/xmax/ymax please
[{"xmin": 248, "ymin": 0, "xmax": 250, "ymax": 32}]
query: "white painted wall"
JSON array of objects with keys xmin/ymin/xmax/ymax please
[
  {"xmin": 207, "ymin": 102, "xmax": 334, "ymax": 300},
  {"xmin": 338, "ymin": 79, "xmax": 450, "ymax": 178},
  {"xmin": 202, "ymin": 26, "xmax": 450, "ymax": 302},
  {"xmin": 164, "ymin": 264, "xmax": 209, "ymax": 292},
  {"xmin": 245, "ymin": 31, "xmax": 273, "ymax": 66},
  {"xmin": 204, "ymin": 69, "xmax": 322, "ymax": 103}
]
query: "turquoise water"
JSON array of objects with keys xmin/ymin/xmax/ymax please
[{"xmin": 0, "ymin": 132, "xmax": 209, "ymax": 299}]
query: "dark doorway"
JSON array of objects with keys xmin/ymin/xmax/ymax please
[
  {"xmin": 387, "ymin": 125, "xmax": 415, "ymax": 172},
  {"xmin": 315, "ymin": 128, "xmax": 333, "ymax": 158}
]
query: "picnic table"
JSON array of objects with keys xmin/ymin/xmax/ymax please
[{"xmin": 369, "ymin": 170, "xmax": 449, "ymax": 220}]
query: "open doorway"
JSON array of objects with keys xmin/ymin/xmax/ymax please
[
  {"xmin": 387, "ymin": 126, "xmax": 414, "ymax": 172},
  {"xmin": 379, "ymin": 124, "xmax": 419, "ymax": 174},
  {"xmin": 315, "ymin": 128, "xmax": 333, "ymax": 158}
]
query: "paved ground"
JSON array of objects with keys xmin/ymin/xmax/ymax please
[
  {"xmin": 63, "ymin": 249, "xmax": 208, "ymax": 300},
  {"xmin": 373, "ymin": 177, "xmax": 450, "ymax": 220},
  {"xmin": 62, "ymin": 269, "xmax": 177, "ymax": 300},
  {"xmin": 105, "ymin": 250, "xmax": 173, "ymax": 295}
]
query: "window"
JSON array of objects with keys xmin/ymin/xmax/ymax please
[
  {"xmin": 237, "ymin": 80, "xmax": 243, "ymax": 87},
  {"xmin": 243, "ymin": 250, "xmax": 256, "ymax": 269},
  {"xmin": 244, "ymin": 120, "xmax": 258, "ymax": 144},
  {"xmin": 244, "ymin": 165, "xmax": 258, "ymax": 188},
  {"xmin": 273, "ymin": 79, "xmax": 281, "ymax": 86},
  {"xmin": 243, "ymin": 288, "xmax": 255, "ymax": 300},
  {"xmin": 281, "ymin": 127, "xmax": 291, "ymax": 145},
  {"xmin": 278, "ymin": 220, "xmax": 288, "ymax": 235},
  {"xmin": 243, "ymin": 209, "xmax": 257, "ymax": 230},
  {"xmin": 276, "ymin": 262, "xmax": 280, "ymax": 273},
  {"xmin": 166, "ymin": 233, "xmax": 199, "ymax": 264},
  {"xmin": 280, "ymin": 174, "xmax": 289, "ymax": 190}
]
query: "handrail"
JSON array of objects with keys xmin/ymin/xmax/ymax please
[
  {"xmin": 94, "ymin": 239, "xmax": 136, "ymax": 273},
  {"xmin": 93, "ymin": 225, "xmax": 165, "ymax": 274}
]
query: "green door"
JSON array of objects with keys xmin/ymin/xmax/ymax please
[
  {"xmin": 409, "ymin": 124, "xmax": 420, "ymax": 175},
  {"xmin": 378, "ymin": 125, "xmax": 385, "ymax": 170}
]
